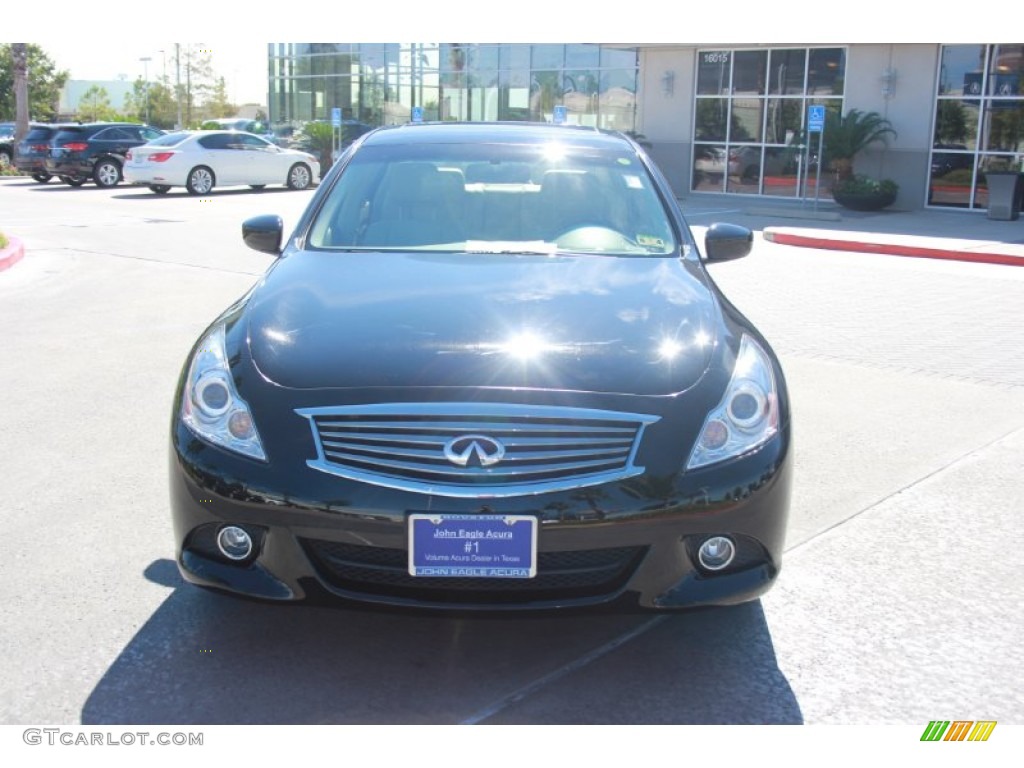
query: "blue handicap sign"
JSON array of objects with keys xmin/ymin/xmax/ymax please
[
  {"xmin": 552, "ymin": 105, "xmax": 567, "ymax": 125},
  {"xmin": 411, "ymin": 106, "xmax": 424, "ymax": 123},
  {"xmin": 331, "ymin": 107, "xmax": 341, "ymax": 128},
  {"xmin": 808, "ymin": 105, "xmax": 825, "ymax": 133}
]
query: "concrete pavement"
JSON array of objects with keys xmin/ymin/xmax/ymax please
[{"xmin": 4, "ymin": 177, "xmax": 1024, "ymax": 267}]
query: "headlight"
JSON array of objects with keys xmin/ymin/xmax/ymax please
[
  {"xmin": 181, "ymin": 324, "xmax": 267, "ymax": 461},
  {"xmin": 687, "ymin": 335, "xmax": 779, "ymax": 470}
]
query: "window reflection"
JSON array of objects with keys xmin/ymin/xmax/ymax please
[
  {"xmin": 693, "ymin": 47, "xmax": 845, "ymax": 198},
  {"xmin": 931, "ymin": 45, "xmax": 1024, "ymax": 209},
  {"xmin": 269, "ymin": 43, "xmax": 637, "ymax": 134}
]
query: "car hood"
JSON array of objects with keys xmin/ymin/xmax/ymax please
[{"xmin": 245, "ymin": 251, "xmax": 720, "ymax": 396}]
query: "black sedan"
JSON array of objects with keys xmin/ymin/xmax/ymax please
[{"xmin": 169, "ymin": 122, "xmax": 792, "ymax": 611}]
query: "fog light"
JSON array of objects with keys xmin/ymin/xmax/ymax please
[
  {"xmin": 698, "ymin": 536, "xmax": 735, "ymax": 571},
  {"xmin": 216, "ymin": 525, "xmax": 253, "ymax": 561}
]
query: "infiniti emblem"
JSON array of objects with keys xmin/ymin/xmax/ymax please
[{"xmin": 443, "ymin": 435, "xmax": 506, "ymax": 467}]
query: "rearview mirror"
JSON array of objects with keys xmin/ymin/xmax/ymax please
[
  {"xmin": 704, "ymin": 222, "xmax": 753, "ymax": 262},
  {"xmin": 242, "ymin": 215, "xmax": 284, "ymax": 256}
]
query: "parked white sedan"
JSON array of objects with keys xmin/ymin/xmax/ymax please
[{"xmin": 124, "ymin": 130, "xmax": 321, "ymax": 195}]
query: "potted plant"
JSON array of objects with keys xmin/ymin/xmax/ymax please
[
  {"xmin": 831, "ymin": 175, "xmax": 899, "ymax": 211},
  {"xmin": 794, "ymin": 108, "xmax": 899, "ymax": 209},
  {"xmin": 820, "ymin": 108, "xmax": 897, "ymax": 182},
  {"xmin": 292, "ymin": 121, "xmax": 336, "ymax": 171}
]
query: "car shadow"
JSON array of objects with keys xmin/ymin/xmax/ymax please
[
  {"xmin": 110, "ymin": 187, "xmax": 303, "ymax": 200},
  {"xmin": 15, "ymin": 183, "xmax": 303, "ymax": 197},
  {"xmin": 80, "ymin": 559, "xmax": 801, "ymax": 725}
]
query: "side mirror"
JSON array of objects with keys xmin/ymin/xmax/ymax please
[
  {"xmin": 704, "ymin": 222, "xmax": 753, "ymax": 262},
  {"xmin": 242, "ymin": 215, "xmax": 284, "ymax": 256}
]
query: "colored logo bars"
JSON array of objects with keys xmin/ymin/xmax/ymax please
[{"xmin": 921, "ymin": 721, "xmax": 997, "ymax": 742}]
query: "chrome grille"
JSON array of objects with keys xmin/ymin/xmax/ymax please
[{"xmin": 296, "ymin": 403, "xmax": 659, "ymax": 497}]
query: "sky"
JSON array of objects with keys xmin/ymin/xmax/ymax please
[
  {"xmin": 16, "ymin": 1, "xmax": 1017, "ymax": 111},
  {"xmin": 34, "ymin": 41, "xmax": 269, "ymax": 106}
]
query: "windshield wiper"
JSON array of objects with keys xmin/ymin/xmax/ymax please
[{"xmin": 463, "ymin": 240, "xmax": 559, "ymax": 256}]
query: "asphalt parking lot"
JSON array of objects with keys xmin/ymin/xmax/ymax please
[{"xmin": 1, "ymin": 177, "xmax": 1022, "ymax": 728}]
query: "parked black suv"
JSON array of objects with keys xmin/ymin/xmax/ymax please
[
  {"xmin": 14, "ymin": 124, "xmax": 65, "ymax": 182},
  {"xmin": 0, "ymin": 122, "xmax": 14, "ymax": 170},
  {"xmin": 44, "ymin": 122, "xmax": 165, "ymax": 188}
]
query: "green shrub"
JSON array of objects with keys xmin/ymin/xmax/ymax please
[{"xmin": 833, "ymin": 175, "xmax": 898, "ymax": 196}]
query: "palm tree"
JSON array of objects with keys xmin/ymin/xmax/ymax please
[{"xmin": 821, "ymin": 108, "xmax": 897, "ymax": 180}]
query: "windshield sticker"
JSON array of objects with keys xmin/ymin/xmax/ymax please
[
  {"xmin": 624, "ymin": 175, "xmax": 644, "ymax": 189},
  {"xmin": 636, "ymin": 234, "xmax": 665, "ymax": 248}
]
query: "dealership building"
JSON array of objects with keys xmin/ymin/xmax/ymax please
[{"xmin": 267, "ymin": 44, "xmax": 1024, "ymax": 212}]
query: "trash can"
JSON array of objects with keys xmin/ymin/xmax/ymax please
[{"xmin": 985, "ymin": 171, "xmax": 1024, "ymax": 220}]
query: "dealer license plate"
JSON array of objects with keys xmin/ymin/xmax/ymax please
[{"xmin": 408, "ymin": 514, "xmax": 537, "ymax": 578}]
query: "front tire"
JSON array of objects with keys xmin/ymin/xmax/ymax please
[
  {"xmin": 287, "ymin": 163, "xmax": 312, "ymax": 190},
  {"xmin": 32, "ymin": 173, "xmax": 53, "ymax": 183},
  {"xmin": 186, "ymin": 166, "xmax": 215, "ymax": 196},
  {"xmin": 149, "ymin": 184, "xmax": 171, "ymax": 194},
  {"xmin": 0, "ymin": 149, "xmax": 11, "ymax": 169},
  {"xmin": 94, "ymin": 159, "xmax": 122, "ymax": 188}
]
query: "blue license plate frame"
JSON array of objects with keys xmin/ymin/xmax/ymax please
[{"xmin": 408, "ymin": 514, "xmax": 537, "ymax": 578}]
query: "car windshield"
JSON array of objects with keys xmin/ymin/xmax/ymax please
[{"xmin": 307, "ymin": 141, "xmax": 677, "ymax": 256}]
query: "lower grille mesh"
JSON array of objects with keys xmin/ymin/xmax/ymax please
[{"xmin": 301, "ymin": 539, "xmax": 647, "ymax": 604}]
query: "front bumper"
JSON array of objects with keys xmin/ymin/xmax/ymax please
[{"xmin": 169, "ymin": 416, "xmax": 792, "ymax": 612}]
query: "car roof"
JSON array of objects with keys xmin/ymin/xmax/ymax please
[
  {"xmin": 191, "ymin": 129, "xmax": 270, "ymax": 137},
  {"xmin": 359, "ymin": 122, "xmax": 631, "ymax": 150}
]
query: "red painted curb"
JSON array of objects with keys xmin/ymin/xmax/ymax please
[
  {"xmin": 0, "ymin": 235, "xmax": 25, "ymax": 272},
  {"xmin": 762, "ymin": 230, "xmax": 1024, "ymax": 267}
]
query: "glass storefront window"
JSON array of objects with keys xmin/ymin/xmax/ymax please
[
  {"xmin": 762, "ymin": 147, "xmax": 801, "ymax": 198},
  {"xmin": 269, "ymin": 43, "xmax": 637, "ymax": 135},
  {"xmin": 931, "ymin": 45, "xmax": 1024, "ymax": 209},
  {"xmin": 469, "ymin": 45, "xmax": 500, "ymax": 71},
  {"xmin": 693, "ymin": 143, "xmax": 728, "ymax": 192},
  {"xmin": 500, "ymin": 45, "xmax": 530, "ymax": 71},
  {"xmin": 697, "ymin": 51, "xmax": 731, "ymax": 95},
  {"xmin": 988, "ymin": 45, "xmax": 1024, "ymax": 95},
  {"xmin": 733, "ymin": 51, "xmax": 767, "ymax": 96},
  {"xmin": 565, "ymin": 45, "xmax": 600, "ymax": 69},
  {"xmin": 693, "ymin": 47, "xmax": 845, "ymax": 197},
  {"xmin": 694, "ymin": 99, "xmax": 729, "ymax": 141},
  {"xmin": 602, "ymin": 48, "xmax": 637, "ymax": 70},
  {"xmin": 807, "ymin": 48, "xmax": 845, "ymax": 95},
  {"xmin": 531, "ymin": 45, "xmax": 564, "ymax": 70},
  {"xmin": 768, "ymin": 50, "xmax": 806, "ymax": 95},
  {"xmin": 980, "ymin": 101, "xmax": 1024, "ymax": 152},
  {"xmin": 933, "ymin": 99, "xmax": 979, "ymax": 150},
  {"xmin": 764, "ymin": 98, "xmax": 802, "ymax": 144},
  {"xmin": 731, "ymin": 98, "xmax": 764, "ymax": 142},
  {"xmin": 938, "ymin": 45, "xmax": 986, "ymax": 96}
]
